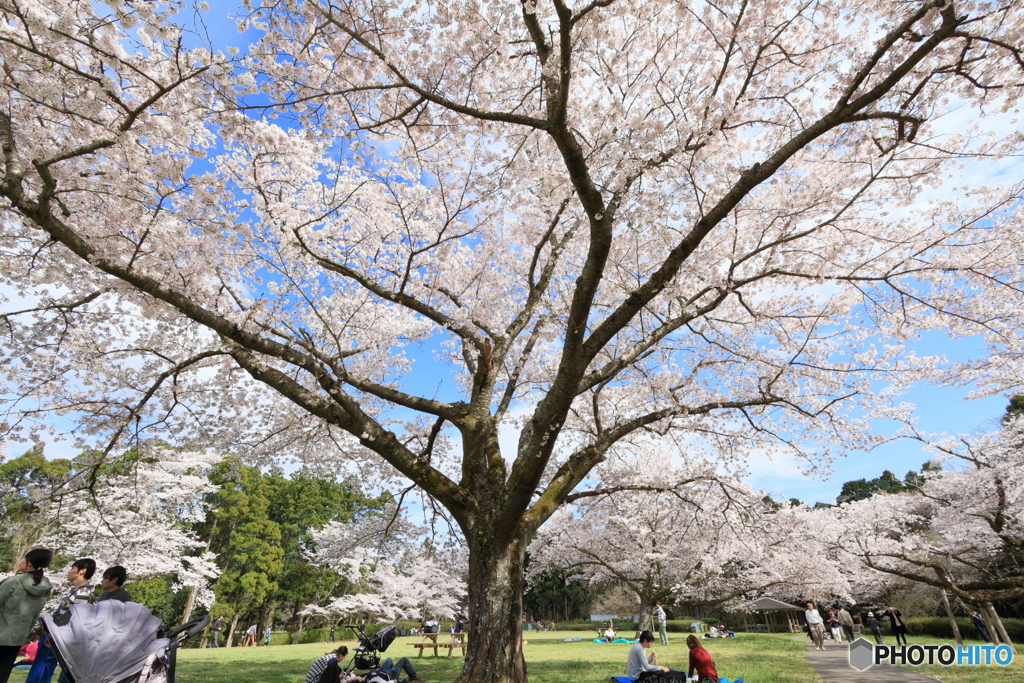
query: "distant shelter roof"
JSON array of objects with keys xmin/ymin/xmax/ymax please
[{"xmin": 729, "ymin": 598, "xmax": 803, "ymax": 612}]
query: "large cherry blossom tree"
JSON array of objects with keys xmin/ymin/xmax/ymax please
[{"xmin": 2, "ymin": 1, "xmax": 1024, "ymax": 680}]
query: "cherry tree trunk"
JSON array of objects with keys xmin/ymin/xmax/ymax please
[
  {"xmin": 457, "ymin": 534, "xmax": 528, "ymax": 683},
  {"xmin": 179, "ymin": 586, "xmax": 198, "ymax": 626}
]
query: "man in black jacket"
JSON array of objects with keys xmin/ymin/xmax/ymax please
[{"xmin": 970, "ymin": 610, "xmax": 993, "ymax": 643}]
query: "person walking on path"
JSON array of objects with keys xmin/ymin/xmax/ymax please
[
  {"xmin": 0, "ymin": 549, "xmax": 53, "ymax": 683},
  {"xmin": 805, "ymin": 603, "xmax": 826, "ymax": 650},
  {"xmin": 262, "ymin": 625, "xmax": 272, "ymax": 646},
  {"xmin": 887, "ymin": 607, "xmax": 908, "ymax": 646},
  {"xmin": 686, "ymin": 635, "xmax": 719, "ymax": 683},
  {"xmin": 827, "ymin": 611, "xmax": 843, "ymax": 643},
  {"xmin": 655, "ymin": 603, "xmax": 668, "ymax": 646},
  {"xmin": 866, "ymin": 612, "xmax": 884, "ymax": 644},
  {"xmin": 328, "ymin": 623, "xmax": 335, "ymax": 643},
  {"xmin": 210, "ymin": 616, "xmax": 223, "ymax": 648},
  {"xmin": 243, "ymin": 624, "xmax": 257, "ymax": 647},
  {"xmin": 838, "ymin": 606, "xmax": 855, "ymax": 644},
  {"xmin": 969, "ymin": 610, "xmax": 992, "ymax": 643},
  {"xmin": 25, "ymin": 557, "xmax": 92, "ymax": 683}
]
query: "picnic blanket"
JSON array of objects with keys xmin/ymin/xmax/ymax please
[
  {"xmin": 610, "ymin": 677, "xmax": 743, "ymax": 683},
  {"xmin": 593, "ymin": 638, "xmax": 639, "ymax": 644}
]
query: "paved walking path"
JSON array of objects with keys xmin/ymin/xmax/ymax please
[{"xmin": 803, "ymin": 640, "xmax": 939, "ymax": 682}]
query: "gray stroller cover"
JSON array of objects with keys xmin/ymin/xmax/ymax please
[{"xmin": 42, "ymin": 600, "xmax": 170, "ymax": 683}]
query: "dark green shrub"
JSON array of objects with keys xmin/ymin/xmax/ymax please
[{"xmin": 903, "ymin": 617, "xmax": 1024, "ymax": 640}]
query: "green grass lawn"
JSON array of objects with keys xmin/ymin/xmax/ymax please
[
  {"xmin": 9, "ymin": 631, "xmax": 1019, "ymax": 682},
  {"xmin": 54, "ymin": 631, "xmax": 818, "ymax": 683}
]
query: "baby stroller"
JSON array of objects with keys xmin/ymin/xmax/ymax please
[
  {"xmin": 42, "ymin": 600, "xmax": 209, "ymax": 683},
  {"xmin": 345, "ymin": 624, "xmax": 397, "ymax": 671}
]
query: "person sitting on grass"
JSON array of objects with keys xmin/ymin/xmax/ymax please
[
  {"xmin": 304, "ymin": 646, "xmax": 348, "ymax": 683},
  {"xmin": 604, "ymin": 623, "xmax": 616, "ymax": 642},
  {"xmin": 339, "ymin": 657, "xmax": 422, "ymax": 683},
  {"xmin": 627, "ymin": 630, "xmax": 685, "ymax": 680},
  {"xmin": 686, "ymin": 635, "xmax": 719, "ymax": 683},
  {"xmin": 16, "ymin": 636, "xmax": 39, "ymax": 666}
]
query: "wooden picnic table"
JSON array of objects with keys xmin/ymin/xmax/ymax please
[
  {"xmin": 412, "ymin": 632, "xmax": 441, "ymax": 657},
  {"xmin": 412, "ymin": 632, "xmax": 468, "ymax": 657}
]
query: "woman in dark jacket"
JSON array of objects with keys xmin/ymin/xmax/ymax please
[
  {"xmin": 0, "ymin": 548, "xmax": 53, "ymax": 683},
  {"xmin": 888, "ymin": 607, "xmax": 909, "ymax": 646}
]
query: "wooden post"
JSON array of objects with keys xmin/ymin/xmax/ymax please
[
  {"xmin": 939, "ymin": 590, "xmax": 963, "ymax": 646},
  {"xmin": 983, "ymin": 601, "xmax": 1017, "ymax": 654}
]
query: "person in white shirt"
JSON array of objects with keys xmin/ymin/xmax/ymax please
[
  {"xmin": 604, "ymin": 624, "xmax": 616, "ymax": 642},
  {"xmin": 805, "ymin": 602, "xmax": 826, "ymax": 650},
  {"xmin": 655, "ymin": 603, "xmax": 668, "ymax": 645}
]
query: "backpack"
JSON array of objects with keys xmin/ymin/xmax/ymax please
[{"xmin": 364, "ymin": 672, "xmax": 395, "ymax": 683}]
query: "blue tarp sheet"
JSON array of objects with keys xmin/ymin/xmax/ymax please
[{"xmin": 610, "ymin": 677, "xmax": 743, "ymax": 683}]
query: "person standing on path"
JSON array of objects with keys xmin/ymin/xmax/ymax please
[
  {"xmin": 969, "ymin": 610, "xmax": 992, "ymax": 643},
  {"xmin": 838, "ymin": 606, "xmax": 855, "ymax": 644},
  {"xmin": 866, "ymin": 612, "xmax": 884, "ymax": 644},
  {"xmin": 805, "ymin": 602, "xmax": 826, "ymax": 650},
  {"xmin": 0, "ymin": 549, "xmax": 53, "ymax": 683},
  {"xmin": 887, "ymin": 607, "xmax": 908, "ymax": 646},
  {"xmin": 25, "ymin": 558, "xmax": 94, "ymax": 683},
  {"xmin": 655, "ymin": 603, "xmax": 668, "ymax": 646},
  {"xmin": 210, "ymin": 616, "xmax": 223, "ymax": 648}
]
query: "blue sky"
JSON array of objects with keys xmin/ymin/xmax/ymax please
[{"xmin": 11, "ymin": 3, "xmax": 1019, "ymax": 508}]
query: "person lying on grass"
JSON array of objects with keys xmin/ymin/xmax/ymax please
[
  {"xmin": 340, "ymin": 657, "xmax": 421, "ymax": 682},
  {"xmin": 627, "ymin": 630, "xmax": 686, "ymax": 680}
]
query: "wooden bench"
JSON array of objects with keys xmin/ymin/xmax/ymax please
[{"xmin": 440, "ymin": 642, "xmax": 467, "ymax": 657}]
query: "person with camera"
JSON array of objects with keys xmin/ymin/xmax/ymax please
[{"xmin": 305, "ymin": 646, "xmax": 348, "ymax": 683}]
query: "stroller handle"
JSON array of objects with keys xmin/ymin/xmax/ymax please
[{"xmin": 167, "ymin": 615, "xmax": 211, "ymax": 642}]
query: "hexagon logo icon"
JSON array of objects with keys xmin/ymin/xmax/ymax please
[{"xmin": 849, "ymin": 638, "xmax": 875, "ymax": 671}]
